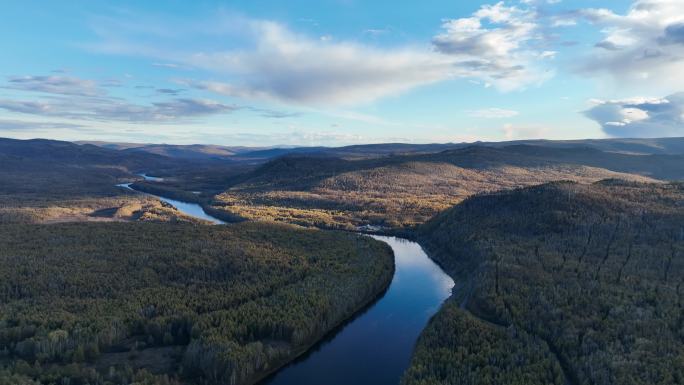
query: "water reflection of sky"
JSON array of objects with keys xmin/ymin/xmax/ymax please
[
  {"xmin": 262, "ymin": 235, "xmax": 455, "ymax": 385},
  {"xmin": 157, "ymin": 196, "xmax": 225, "ymax": 224},
  {"xmin": 116, "ymin": 183, "xmax": 225, "ymax": 224},
  {"xmin": 139, "ymin": 173, "xmax": 164, "ymax": 182}
]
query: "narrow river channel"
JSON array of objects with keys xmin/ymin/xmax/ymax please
[{"xmin": 119, "ymin": 182, "xmax": 454, "ymax": 385}]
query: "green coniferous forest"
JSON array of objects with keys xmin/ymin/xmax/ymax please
[
  {"xmin": 0, "ymin": 221, "xmax": 393, "ymax": 385},
  {"xmin": 404, "ymin": 180, "xmax": 684, "ymax": 385}
]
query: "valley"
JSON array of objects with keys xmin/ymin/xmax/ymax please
[
  {"xmin": 118, "ymin": 176, "xmax": 455, "ymax": 385},
  {"xmin": 1, "ymin": 137, "xmax": 683, "ymax": 385},
  {"xmin": 5, "ymin": 2, "xmax": 684, "ymax": 383},
  {"xmin": 146, "ymin": 144, "xmax": 672, "ymax": 231}
]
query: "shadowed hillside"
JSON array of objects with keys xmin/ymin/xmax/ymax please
[
  {"xmin": 207, "ymin": 145, "xmax": 673, "ymax": 230},
  {"xmin": 404, "ymin": 181, "xmax": 684, "ymax": 385},
  {"xmin": 0, "ymin": 138, "xmax": 181, "ymax": 198},
  {"xmin": 0, "ymin": 138, "xmax": 211, "ymax": 223},
  {"xmin": 0, "ymin": 138, "xmax": 166, "ymax": 169}
]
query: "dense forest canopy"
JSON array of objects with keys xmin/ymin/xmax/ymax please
[
  {"xmin": 404, "ymin": 181, "xmax": 684, "ymax": 385},
  {"xmin": 0, "ymin": 222, "xmax": 394, "ymax": 385}
]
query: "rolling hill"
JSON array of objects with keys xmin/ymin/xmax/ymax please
[
  {"xmin": 5, "ymin": 136, "xmax": 684, "ymax": 229},
  {"xmin": 0, "ymin": 138, "xmax": 209, "ymax": 223},
  {"xmin": 82, "ymin": 136, "xmax": 684, "ymax": 161},
  {"xmin": 77, "ymin": 141, "xmax": 260, "ymax": 159},
  {"xmin": 404, "ymin": 180, "xmax": 684, "ymax": 385},
  {"xmin": 205, "ymin": 144, "xmax": 679, "ymax": 230}
]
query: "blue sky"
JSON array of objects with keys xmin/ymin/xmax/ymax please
[{"xmin": 1, "ymin": 0, "xmax": 683, "ymax": 146}]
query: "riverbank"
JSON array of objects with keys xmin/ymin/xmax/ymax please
[{"xmin": 122, "ymin": 182, "xmax": 454, "ymax": 385}]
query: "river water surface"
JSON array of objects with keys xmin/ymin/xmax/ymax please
[
  {"xmin": 119, "ymin": 183, "xmax": 454, "ymax": 385},
  {"xmin": 263, "ymin": 235, "xmax": 454, "ymax": 385},
  {"xmin": 117, "ymin": 183, "xmax": 224, "ymax": 224}
]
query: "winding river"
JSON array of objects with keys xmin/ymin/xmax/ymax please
[
  {"xmin": 117, "ymin": 183, "xmax": 225, "ymax": 224},
  {"xmin": 119, "ymin": 182, "xmax": 454, "ymax": 385}
]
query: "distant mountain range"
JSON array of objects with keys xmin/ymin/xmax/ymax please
[
  {"xmin": 202, "ymin": 140, "xmax": 684, "ymax": 230},
  {"xmin": 1, "ymin": 138, "xmax": 177, "ymax": 172},
  {"xmin": 78, "ymin": 136, "xmax": 684, "ymax": 162},
  {"xmin": 4, "ymin": 136, "xmax": 684, "ymax": 228}
]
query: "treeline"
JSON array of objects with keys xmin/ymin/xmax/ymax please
[
  {"xmin": 0, "ymin": 221, "xmax": 394, "ymax": 385},
  {"xmin": 405, "ymin": 180, "xmax": 684, "ymax": 385}
]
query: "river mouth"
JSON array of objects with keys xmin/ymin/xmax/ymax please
[{"xmin": 119, "ymin": 182, "xmax": 454, "ymax": 385}]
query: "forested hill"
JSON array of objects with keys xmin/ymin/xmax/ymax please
[
  {"xmin": 0, "ymin": 138, "xmax": 246, "ymax": 224},
  {"xmin": 0, "ymin": 138, "xmax": 176, "ymax": 172},
  {"xmin": 404, "ymin": 180, "xmax": 684, "ymax": 385},
  {"xmin": 0, "ymin": 137, "xmax": 179, "ymax": 202},
  {"xmin": 208, "ymin": 145, "xmax": 670, "ymax": 230},
  {"xmin": 0, "ymin": 221, "xmax": 393, "ymax": 385},
  {"xmin": 234, "ymin": 144, "xmax": 684, "ymax": 185}
]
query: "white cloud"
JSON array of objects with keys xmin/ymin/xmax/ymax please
[
  {"xmin": 152, "ymin": 62, "xmax": 182, "ymax": 69},
  {"xmin": 0, "ymin": 96, "xmax": 240, "ymax": 123},
  {"xmin": 89, "ymin": 8, "xmax": 557, "ymax": 107},
  {"xmin": 577, "ymin": 0, "xmax": 684, "ymax": 90},
  {"xmin": 5, "ymin": 75, "xmax": 103, "ymax": 96},
  {"xmin": 502, "ymin": 123, "xmax": 551, "ymax": 140},
  {"xmin": 364, "ymin": 28, "xmax": 391, "ymax": 36},
  {"xmin": 432, "ymin": 1, "xmax": 555, "ymax": 91},
  {"xmin": 0, "ymin": 74, "xmax": 302, "ymax": 125},
  {"xmin": 551, "ymin": 17, "xmax": 577, "ymax": 27},
  {"xmin": 0, "ymin": 119, "xmax": 87, "ymax": 131},
  {"xmin": 584, "ymin": 93, "xmax": 684, "ymax": 137},
  {"xmin": 521, "ymin": 0, "xmax": 562, "ymax": 4},
  {"xmin": 201, "ymin": 130, "xmax": 371, "ymax": 147},
  {"xmin": 180, "ymin": 21, "xmax": 456, "ymax": 105},
  {"xmin": 469, "ymin": 108, "xmax": 520, "ymax": 119},
  {"xmin": 93, "ymin": 18, "xmax": 455, "ymax": 106}
]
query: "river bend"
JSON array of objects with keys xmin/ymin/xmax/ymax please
[{"xmin": 119, "ymin": 182, "xmax": 454, "ymax": 385}]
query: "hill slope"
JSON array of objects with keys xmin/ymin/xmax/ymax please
[
  {"xmin": 0, "ymin": 137, "xmax": 177, "ymax": 197},
  {"xmin": 463, "ymin": 137, "xmax": 684, "ymax": 156},
  {"xmin": 404, "ymin": 181, "xmax": 684, "ymax": 385},
  {"xmin": 81, "ymin": 137, "xmax": 684, "ymax": 159},
  {"xmin": 208, "ymin": 145, "xmax": 670, "ymax": 230},
  {"xmin": 0, "ymin": 221, "xmax": 393, "ymax": 385},
  {"xmin": 77, "ymin": 141, "xmax": 263, "ymax": 160},
  {"xmin": 0, "ymin": 138, "xmax": 197, "ymax": 223}
]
